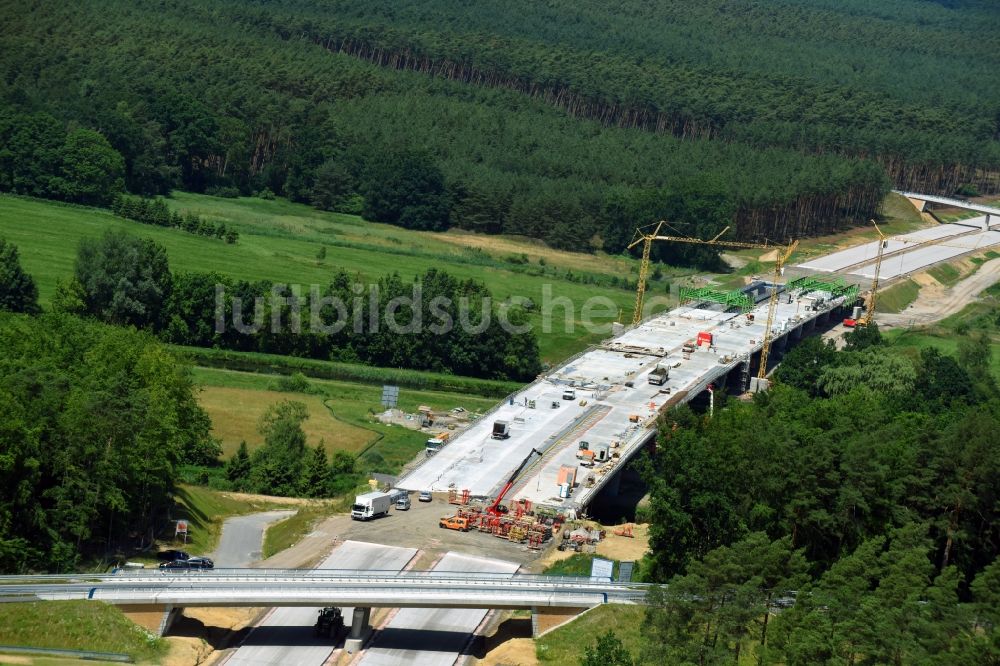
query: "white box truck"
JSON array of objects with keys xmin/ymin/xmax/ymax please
[{"xmin": 351, "ymin": 491, "xmax": 392, "ymax": 521}]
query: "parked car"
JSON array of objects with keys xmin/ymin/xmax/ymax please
[
  {"xmin": 159, "ymin": 556, "xmax": 214, "ymax": 570},
  {"xmin": 418, "ymin": 490, "xmax": 433, "ymax": 502},
  {"xmin": 156, "ymin": 549, "xmax": 191, "ymax": 562}
]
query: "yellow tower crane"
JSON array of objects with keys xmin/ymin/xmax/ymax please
[
  {"xmin": 626, "ymin": 222, "xmax": 797, "ymax": 381},
  {"xmin": 855, "ymin": 220, "xmax": 887, "ymax": 328},
  {"xmin": 756, "ymin": 240, "xmax": 800, "ymax": 380}
]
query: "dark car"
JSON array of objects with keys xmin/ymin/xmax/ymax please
[
  {"xmin": 156, "ymin": 549, "xmax": 191, "ymax": 562},
  {"xmin": 159, "ymin": 556, "xmax": 214, "ymax": 570}
]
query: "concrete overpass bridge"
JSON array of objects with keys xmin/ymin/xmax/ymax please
[
  {"xmin": 896, "ymin": 190, "xmax": 1000, "ymax": 228},
  {"xmin": 0, "ymin": 569, "xmax": 649, "ymax": 640}
]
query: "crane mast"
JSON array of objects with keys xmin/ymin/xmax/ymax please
[{"xmin": 857, "ymin": 220, "xmax": 886, "ymax": 327}]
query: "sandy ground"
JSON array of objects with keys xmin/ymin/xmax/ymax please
[
  {"xmin": 879, "ymin": 256, "xmax": 1000, "ymax": 328},
  {"xmin": 219, "ymin": 492, "xmax": 316, "ymax": 506}
]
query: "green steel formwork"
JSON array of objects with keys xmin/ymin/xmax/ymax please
[
  {"xmin": 679, "ymin": 287, "xmax": 754, "ymax": 312},
  {"xmin": 786, "ymin": 276, "xmax": 860, "ymax": 303}
]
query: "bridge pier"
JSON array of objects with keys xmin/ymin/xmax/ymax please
[
  {"xmin": 344, "ymin": 606, "xmax": 372, "ymax": 653},
  {"xmin": 986, "ymin": 213, "xmax": 992, "ymax": 230},
  {"xmin": 120, "ymin": 603, "xmax": 180, "ymax": 637}
]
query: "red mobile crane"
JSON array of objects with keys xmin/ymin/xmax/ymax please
[{"xmin": 487, "ymin": 448, "xmax": 542, "ymax": 516}]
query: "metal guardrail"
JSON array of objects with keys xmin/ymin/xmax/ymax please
[
  {"xmin": 0, "ymin": 570, "xmax": 651, "ymax": 608},
  {"xmin": 0, "ymin": 644, "xmax": 132, "ymax": 662}
]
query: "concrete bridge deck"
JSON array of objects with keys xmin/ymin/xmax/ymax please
[
  {"xmin": 398, "ymin": 282, "xmax": 853, "ymax": 514},
  {"xmin": 0, "ymin": 570, "xmax": 649, "ymax": 609}
]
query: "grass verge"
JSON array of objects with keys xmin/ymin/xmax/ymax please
[
  {"xmin": 0, "ymin": 601, "xmax": 165, "ymax": 663},
  {"xmin": 928, "ymin": 263, "xmax": 962, "ymax": 287},
  {"xmin": 877, "ymin": 278, "xmax": 920, "ymax": 313},
  {"xmin": 168, "ymin": 485, "xmax": 286, "ymax": 557},
  {"xmin": 536, "ymin": 605, "xmax": 645, "ymax": 663},
  {"xmin": 261, "ymin": 501, "xmax": 348, "ymax": 559}
]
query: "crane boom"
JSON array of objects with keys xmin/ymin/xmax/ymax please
[
  {"xmin": 857, "ymin": 220, "xmax": 886, "ymax": 327},
  {"xmin": 487, "ymin": 447, "xmax": 542, "ymax": 516},
  {"xmin": 627, "ymin": 220, "xmax": 796, "ymax": 388}
]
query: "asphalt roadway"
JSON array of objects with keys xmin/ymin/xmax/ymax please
[
  {"xmin": 223, "ymin": 540, "xmax": 417, "ymax": 666},
  {"xmin": 211, "ymin": 510, "xmax": 295, "ymax": 568},
  {"xmin": 359, "ymin": 552, "xmax": 520, "ymax": 666}
]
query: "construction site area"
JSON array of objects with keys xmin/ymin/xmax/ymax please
[{"xmin": 398, "ymin": 192, "xmax": 1000, "ymax": 533}]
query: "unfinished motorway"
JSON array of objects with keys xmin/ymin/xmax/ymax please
[{"xmin": 399, "ymin": 201, "xmax": 1000, "ymax": 517}]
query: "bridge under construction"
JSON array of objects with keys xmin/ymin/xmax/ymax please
[
  {"xmin": 400, "ymin": 193, "xmax": 1000, "ymax": 517},
  {"xmin": 398, "ymin": 275, "xmax": 858, "ymax": 516}
]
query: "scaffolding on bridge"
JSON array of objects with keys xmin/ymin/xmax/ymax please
[
  {"xmin": 679, "ymin": 286, "xmax": 755, "ymax": 312},
  {"xmin": 786, "ymin": 275, "xmax": 860, "ymax": 303}
]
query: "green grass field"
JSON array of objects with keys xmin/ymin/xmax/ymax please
[
  {"xmin": 0, "ymin": 601, "xmax": 165, "ymax": 663},
  {"xmin": 191, "ymin": 366, "xmax": 496, "ymax": 472},
  {"xmin": 0, "ymin": 193, "xmax": 651, "ymax": 362}
]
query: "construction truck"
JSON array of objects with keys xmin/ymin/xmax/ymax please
[
  {"xmin": 314, "ymin": 607, "xmax": 345, "ymax": 638},
  {"xmin": 439, "ymin": 515, "xmax": 470, "ymax": 531},
  {"xmin": 648, "ymin": 364, "xmax": 669, "ymax": 386},
  {"xmin": 351, "ymin": 491, "xmax": 392, "ymax": 521},
  {"xmin": 491, "ymin": 420, "xmax": 511, "ymax": 439},
  {"xmin": 425, "ymin": 431, "xmax": 451, "ymax": 456}
]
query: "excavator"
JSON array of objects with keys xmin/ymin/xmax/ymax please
[{"xmin": 486, "ymin": 448, "xmax": 542, "ymax": 516}]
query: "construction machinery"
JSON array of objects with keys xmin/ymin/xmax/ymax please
[
  {"xmin": 613, "ymin": 524, "xmax": 635, "ymax": 538},
  {"xmin": 314, "ymin": 607, "xmax": 345, "ymax": 638},
  {"xmin": 845, "ymin": 220, "xmax": 886, "ymax": 328},
  {"xmin": 439, "ymin": 515, "xmax": 471, "ymax": 531},
  {"xmin": 627, "ymin": 222, "xmax": 797, "ymax": 382},
  {"xmin": 487, "ymin": 448, "xmax": 542, "ymax": 516}
]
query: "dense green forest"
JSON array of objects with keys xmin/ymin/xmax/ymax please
[
  {"xmin": 0, "ymin": 312, "xmax": 218, "ymax": 571},
  {"xmin": 635, "ymin": 328, "xmax": 1000, "ymax": 663},
  {"xmin": 0, "ymin": 0, "xmax": 917, "ymax": 257},
  {"xmin": 275, "ymin": 0, "xmax": 1000, "ymax": 191}
]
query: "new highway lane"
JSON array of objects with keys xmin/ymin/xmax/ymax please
[
  {"xmin": 223, "ymin": 540, "xmax": 416, "ymax": 666},
  {"xmin": 359, "ymin": 552, "xmax": 520, "ymax": 666}
]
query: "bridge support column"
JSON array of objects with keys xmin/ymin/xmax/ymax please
[
  {"xmin": 531, "ymin": 606, "xmax": 589, "ymax": 637},
  {"xmin": 986, "ymin": 214, "xmax": 992, "ymax": 230},
  {"xmin": 344, "ymin": 606, "xmax": 372, "ymax": 653},
  {"xmin": 119, "ymin": 604, "xmax": 180, "ymax": 637}
]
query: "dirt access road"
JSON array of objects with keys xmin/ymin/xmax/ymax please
[{"xmin": 878, "ymin": 256, "xmax": 1000, "ymax": 328}]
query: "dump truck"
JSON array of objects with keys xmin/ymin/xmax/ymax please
[
  {"xmin": 425, "ymin": 431, "xmax": 451, "ymax": 456},
  {"xmin": 351, "ymin": 491, "xmax": 392, "ymax": 521},
  {"xmin": 648, "ymin": 364, "xmax": 669, "ymax": 386},
  {"xmin": 439, "ymin": 515, "xmax": 470, "ymax": 531},
  {"xmin": 491, "ymin": 420, "xmax": 511, "ymax": 439},
  {"xmin": 315, "ymin": 607, "xmax": 345, "ymax": 638}
]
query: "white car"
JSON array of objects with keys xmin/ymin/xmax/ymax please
[{"xmin": 418, "ymin": 490, "xmax": 433, "ymax": 502}]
